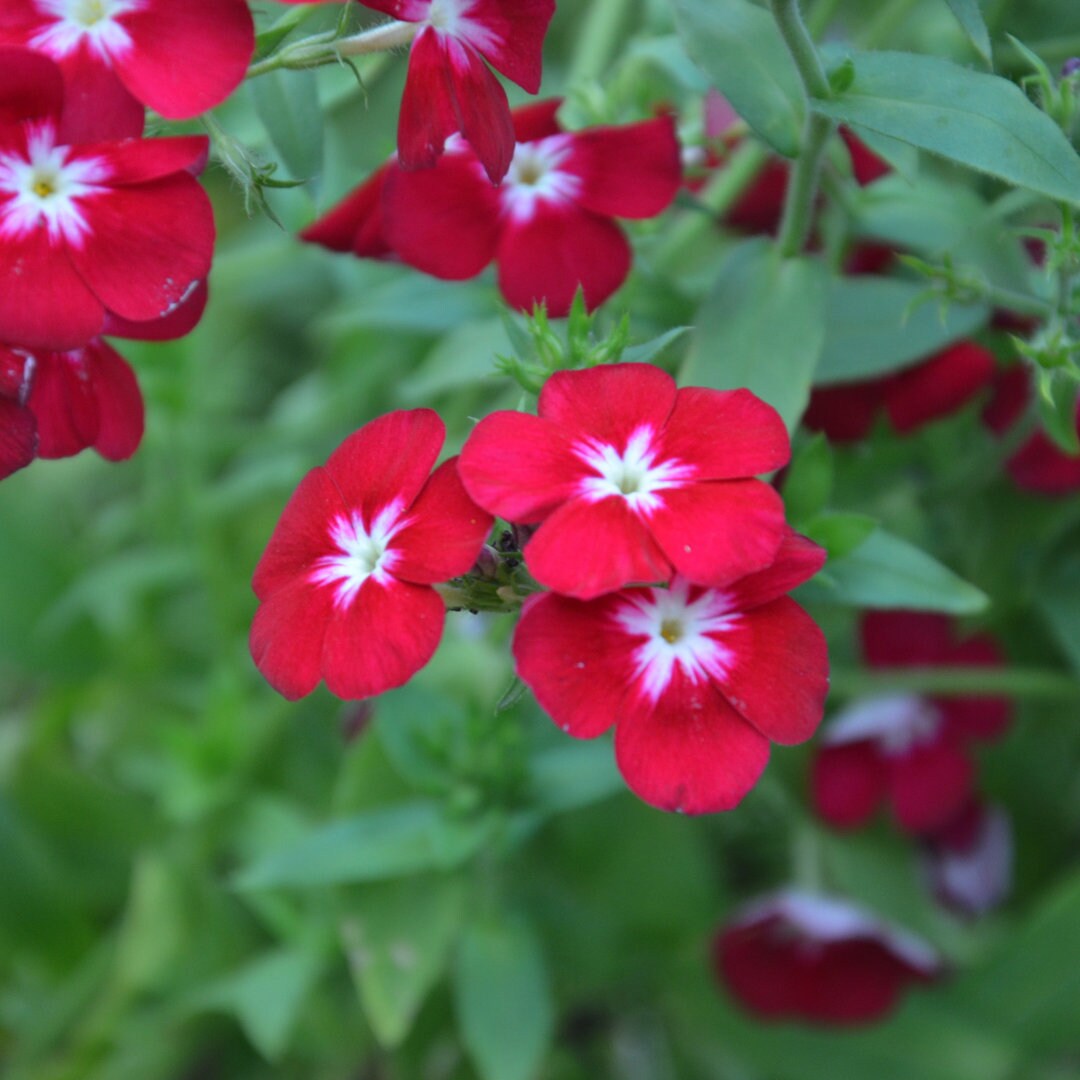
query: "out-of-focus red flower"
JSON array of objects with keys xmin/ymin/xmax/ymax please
[
  {"xmin": 803, "ymin": 341, "xmax": 998, "ymax": 444},
  {"xmin": 458, "ymin": 362, "xmax": 790, "ymax": 599},
  {"xmin": 0, "ymin": 347, "xmax": 36, "ymax": 479},
  {"xmin": 302, "ymin": 100, "xmax": 682, "ymax": 316},
  {"xmin": 250, "ymin": 410, "xmax": 493, "ymax": 701},
  {"xmin": 811, "ymin": 611, "xmax": 1011, "ymax": 836},
  {"xmin": 714, "ymin": 890, "xmax": 943, "ymax": 1025},
  {"xmin": 513, "ymin": 531, "xmax": 829, "ymax": 814},
  {"xmin": 982, "ymin": 366, "xmax": 1080, "ymax": 495}
]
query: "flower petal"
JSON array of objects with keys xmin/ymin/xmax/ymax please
[
  {"xmin": 861, "ymin": 610, "xmax": 955, "ymax": 668},
  {"xmin": 511, "ymin": 98, "xmax": 563, "ymax": 143},
  {"xmin": 0, "ymin": 45, "xmax": 63, "ymax": 129},
  {"xmin": 811, "ymin": 742, "xmax": 887, "ymax": 829},
  {"xmin": 55, "ymin": 49, "xmax": 145, "ymax": 143},
  {"xmin": 391, "ymin": 457, "xmax": 493, "ymax": 584},
  {"xmin": 28, "ymin": 350, "xmax": 99, "ymax": 458},
  {"xmin": 103, "ymin": 279, "xmax": 208, "ymax": 341},
  {"xmin": 0, "ymin": 395, "xmax": 36, "ymax": 480},
  {"xmin": 726, "ymin": 530, "xmax": 827, "ymax": 611},
  {"xmin": 513, "ymin": 591, "xmax": 629, "ymax": 739},
  {"xmin": 322, "ymin": 576, "xmax": 445, "ymax": 699},
  {"xmin": 83, "ymin": 339, "xmax": 143, "ymax": 460},
  {"xmin": 714, "ymin": 596, "xmax": 828, "ymax": 744},
  {"xmin": 884, "ymin": 341, "xmax": 996, "ymax": 434},
  {"xmin": 453, "ymin": 0, "xmax": 555, "ymax": 92},
  {"xmin": 301, "ymin": 163, "xmax": 395, "ymax": 258},
  {"xmin": 84, "ymin": 135, "xmax": 210, "ymax": 184},
  {"xmin": 250, "ymin": 574, "xmax": 334, "ymax": 700},
  {"xmin": 934, "ymin": 635, "xmax": 1012, "ymax": 741},
  {"xmin": 889, "ymin": 738, "xmax": 974, "ymax": 835},
  {"xmin": 802, "ymin": 382, "xmax": 884, "ymax": 443},
  {"xmin": 615, "ymin": 668, "xmax": 771, "ymax": 813}
]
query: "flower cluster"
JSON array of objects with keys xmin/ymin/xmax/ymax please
[
  {"xmin": 0, "ymin": 1, "xmax": 256, "ymax": 480},
  {"xmin": 302, "ymin": 100, "xmax": 682, "ymax": 316}
]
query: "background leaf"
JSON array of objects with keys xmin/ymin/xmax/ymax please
[{"xmin": 944, "ymin": 0, "xmax": 994, "ymax": 67}]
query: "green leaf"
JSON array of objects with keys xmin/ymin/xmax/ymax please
[
  {"xmin": 944, "ymin": 0, "xmax": 993, "ymax": 67},
  {"xmin": 454, "ymin": 912, "xmax": 554, "ymax": 1080},
  {"xmin": 620, "ymin": 326, "xmax": 690, "ymax": 366},
  {"xmin": 815, "ymin": 276, "xmax": 988, "ymax": 385},
  {"xmin": 683, "ymin": 240, "xmax": 829, "ymax": 431},
  {"xmin": 527, "ymin": 741, "xmax": 624, "ymax": 816},
  {"xmin": 1036, "ymin": 550, "xmax": 1080, "ymax": 674},
  {"xmin": 811, "ymin": 51, "xmax": 1080, "ymax": 206},
  {"xmin": 1035, "ymin": 366, "xmax": 1080, "ymax": 454},
  {"xmin": 802, "ymin": 528, "xmax": 989, "ymax": 613},
  {"xmin": 782, "ymin": 435, "xmax": 834, "ymax": 526},
  {"xmin": 373, "ymin": 685, "xmax": 466, "ymax": 792},
  {"xmin": 249, "ymin": 69, "xmax": 324, "ymax": 185},
  {"xmin": 343, "ymin": 874, "xmax": 467, "ymax": 1047},
  {"xmin": 803, "ymin": 511, "xmax": 878, "ymax": 559},
  {"xmin": 670, "ymin": 0, "xmax": 803, "ymax": 156},
  {"xmin": 200, "ymin": 948, "xmax": 324, "ymax": 1062},
  {"xmin": 234, "ymin": 802, "xmax": 493, "ymax": 890}
]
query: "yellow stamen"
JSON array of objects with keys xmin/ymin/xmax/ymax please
[
  {"xmin": 32, "ymin": 179, "xmax": 56, "ymax": 198},
  {"xmin": 660, "ymin": 618, "xmax": 683, "ymax": 645}
]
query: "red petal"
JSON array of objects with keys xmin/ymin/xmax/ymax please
[
  {"xmin": 538, "ymin": 363, "xmax": 677, "ymax": 445},
  {"xmin": 55, "ymin": 49, "xmax": 145, "ymax": 143},
  {"xmin": 324, "ymin": 409, "xmax": 444, "ymax": 523},
  {"xmin": 0, "ymin": 45, "xmax": 63, "ymax": 128},
  {"xmin": 798, "ymin": 941, "xmax": 912, "ymax": 1023},
  {"xmin": 726, "ymin": 530, "xmax": 827, "ymax": 610},
  {"xmin": 86, "ymin": 136, "xmax": 210, "ymax": 184},
  {"xmin": 648, "ymin": 480, "xmax": 786, "ymax": 588},
  {"xmin": 614, "ymin": 668, "xmax": 771, "ymax": 813},
  {"xmin": 395, "ymin": 28, "xmax": 461, "ymax": 171},
  {"xmin": 524, "ymin": 496, "xmax": 671, "ymax": 599},
  {"xmin": 889, "ymin": 738, "xmax": 974, "ymax": 835},
  {"xmin": 250, "ymin": 575, "xmax": 333, "ymax": 700},
  {"xmin": 0, "ymin": 230, "xmax": 104, "ymax": 350},
  {"xmin": 723, "ymin": 158, "xmax": 789, "ymax": 235},
  {"xmin": 659, "ymin": 386, "xmax": 789, "ymax": 480},
  {"xmin": 1007, "ymin": 429, "xmax": 1080, "ymax": 494},
  {"xmin": 322, "ymin": 577, "xmax": 444, "ymax": 699},
  {"xmin": 513, "ymin": 591, "xmax": 630, "ymax": 739},
  {"xmin": 511, "ymin": 98, "xmax": 563, "ymax": 143},
  {"xmin": 715, "ymin": 597, "xmax": 828, "ymax": 745},
  {"xmin": 68, "ymin": 175, "xmax": 214, "ymax": 324},
  {"xmin": 981, "ymin": 366, "xmax": 1026, "ymax": 434},
  {"xmin": 353, "ymin": 0, "xmax": 431, "ymax": 20},
  {"xmin": 301, "ymin": 163, "xmax": 395, "ymax": 258},
  {"xmin": 861, "ymin": 610, "xmax": 955, "ymax": 668},
  {"xmin": 383, "ymin": 147, "xmax": 500, "ymax": 278},
  {"xmin": 935, "ymin": 636, "xmax": 1012, "ymax": 741},
  {"xmin": 117, "ymin": 0, "xmax": 254, "ymax": 118},
  {"xmin": 458, "ymin": 409, "xmax": 585, "ymax": 523},
  {"xmin": 0, "ymin": 396, "xmax": 36, "ymax": 480},
  {"xmin": 811, "ymin": 742, "xmax": 887, "ymax": 829},
  {"xmin": 103, "ymin": 279, "xmax": 208, "ymax": 341},
  {"xmin": 83, "ymin": 339, "xmax": 143, "ymax": 460},
  {"xmin": 884, "ymin": 341, "xmax": 996, "ymax": 434},
  {"xmin": 840, "ymin": 127, "xmax": 891, "ymax": 186},
  {"xmin": 28, "ymin": 350, "xmax": 99, "ymax": 458},
  {"xmin": 454, "ymin": 0, "xmax": 554, "ymax": 92},
  {"xmin": 564, "ymin": 115, "xmax": 682, "ymax": 219},
  {"xmin": 252, "ymin": 466, "xmax": 346, "ymax": 600},
  {"xmin": 390, "ymin": 458, "xmax": 493, "ymax": 584},
  {"xmin": 802, "ymin": 382, "xmax": 884, "ymax": 443},
  {"xmin": 496, "ymin": 202, "xmax": 632, "ymax": 315}
]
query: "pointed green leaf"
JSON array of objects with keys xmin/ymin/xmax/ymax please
[
  {"xmin": 944, "ymin": 0, "xmax": 993, "ymax": 67},
  {"xmin": 249, "ymin": 69, "xmax": 324, "ymax": 185}
]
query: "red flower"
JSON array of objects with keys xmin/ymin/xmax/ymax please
[
  {"xmin": 714, "ymin": 890, "xmax": 943, "ymax": 1025},
  {"xmin": 803, "ymin": 341, "xmax": 998, "ymax": 444},
  {"xmin": 302, "ymin": 100, "xmax": 682, "ymax": 316},
  {"xmin": 0, "ymin": 348, "xmax": 36, "ymax": 479},
  {"xmin": 458, "ymin": 363, "xmax": 790, "ymax": 599},
  {"xmin": 811, "ymin": 611, "xmax": 1012, "ymax": 835},
  {"xmin": 0, "ymin": 48, "xmax": 214, "ymax": 351},
  {"xmin": 512, "ymin": 532, "xmax": 828, "ymax": 814},
  {"xmin": 982, "ymin": 366, "xmax": 1080, "ymax": 495},
  {"xmin": 0, "ymin": 0, "xmax": 255, "ymax": 139},
  {"xmin": 921, "ymin": 800, "xmax": 1012, "ymax": 917},
  {"xmin": 250, "ymin": 410, "xmax": 493, "ymax": 701}
]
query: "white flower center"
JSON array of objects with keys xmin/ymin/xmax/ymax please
[
  {"xmin": 614, "ymin": 578, "xmax": 738, "ymax": 702},
  {"xmin": 309, "ymin": 500, "xmax": 409, "ymax": 608},
  {"xmin": 573, "ymin": 424, "xmax": 694, "ymax": 513},
  {"xmin": 823, "ymin": 692, "xmax": 943, "ymax": 755},
  {"xmin": 0, "ymin": 123, "xmax": 109, "ymax": 247},
  {"xmin": 30, "ymin": 0, "xmax": 144, "ymax": 59},
  {"xmin": 425, "ymin": 0, "xmax": 499, "ymax": 53},
  {"xmin": 501, "ymin": 136, "xmax": 581, "ymax": 220}
]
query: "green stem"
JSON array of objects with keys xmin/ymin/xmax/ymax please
[
  {"xmin": 770, "ymin": 0, "xmax": 831, "ymax": 100},
  {"xmin": 568, "ymin": 0, "xmax": 632, "ymax": 83},
  {"xmin": 247, "ymin": 20, "xmax": 416, "ymax": 79},
  {"xmin": 1010, "ymin": 33, "xmax": 1080, "ymax": 66},
  {"xmin": 830, "ymin": 666, "xmax": 1080, "ymax": 702}
]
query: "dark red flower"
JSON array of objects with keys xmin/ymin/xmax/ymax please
[
  {"xmin": 0, "ymin": 347, "xmax": 36, "ymax": 479},
  {"xmin": 458, "ymin": 363, "xmax": 790, "ymax": 599},
  {"xmin": 811, "ymin": 611, "xmax": 1011, "ymax": 836},
  {"xmin": 0, "ymin": 0, "xmax": 255, "ymax": 139},
  {"xmin": 250, "ymin": 410, "xmax": 493, "ymax": 701},
  {"xmin": 0, "ymin": 47, "xmax": 215, "ymax": 351},
  {"xmin": 714, "ymin": 890, "xmax": 943, "ymax": 1025},
  {"xmin": 302, "ymin": 100, "xmax": 682, "ymax": 316},
  {"xmin": 513, "ymin": 532, "xmax": 828, "ymax": 814},
  {"xmin": 982, "ymin": 366, "xmax": 1080, "ymax": 495},
  {"xmin": 803, "ymin": 341, "xmax": 998, "ymax": 444}
]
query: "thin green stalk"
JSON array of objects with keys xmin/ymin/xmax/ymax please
[
  {"xmin": 830, "ymin": 666, "xmax": 1080, "ymax": 702},
  {"xmin": 247, "ymin": 19, "xmax": 415, "ymax": 79},
  {"xmin": 770, "ymin": 0, "xmax": 831, "ymax": 100},
  {"xmin": 568, "ymin": 0, "xmax": 633, "ymax": 84}
]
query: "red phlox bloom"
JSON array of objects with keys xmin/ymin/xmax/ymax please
[
  {"xmin": 803, "ymin": 340, "xmax": 998, "ymax": 444},
  {"xmin": 811, "ymin": 611, "xmax": 1012, "ymax": 835},
  {"xmin": 0, "ymin": 346, "xmax": 36, "ymax": 479},
  {"xmin": 302, "ymin": 100, "xmax": 683, "ymax": 316},
  {"xmin": 0, "ymin": 48, "xmax": 215, "ymax": 351},
  {"xmin": 982, "ymin": 365, "xmax": 1080, "ymax": 495},
  {"xmin": 921, "ymin": 800, "xmax": 1013, "ymax": 917},
  {"xmin": 458, "ymin": 363, "xmax": 791, "ymax": 599},
  {"xmin": 250, "ymin": 410, "xmax": 494, "ymax": 701},
  {"xmin": 714, "ymin": 890, "xmax": 943, "ymax": 1025},
  {"xmin": 513, "ymin": 530, "xmax": 829, "ymax": 814},
  {"xmin": 0, "ymin": 0, "xmax": 255, "ymax": 139}
]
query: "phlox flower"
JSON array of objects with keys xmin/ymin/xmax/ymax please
[
  {"xmin": 301, "ymin": 100, "xmax": 682, "ymax": 317},
  {"xmin": 714, "ymin": 890, "xmax": 943, "ymax": 1025},
  {"xmin": 250, "ymin": 409, "xmax": 493, "ymax": 701},
  {"xmin": 0, "ymin": 48, "xmax": 214, "ymax": 351},
  {"xmin": 457, "ymin": 363, "xmax": 789, "ymax": 599},
  {"xmin": 0, "ymin": 350, "xmax": 36, "ymax": 480},
  {"xmin": 811, "ymin": 611, "xmax": 1012, "ymax": 835},
  {"xmin": 512, "ymin": 531, "xmax": 829, "ymax": 814},
  {"xmin": 0, "ymin": 0, "xmax": 255, "ymax": 139}
]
